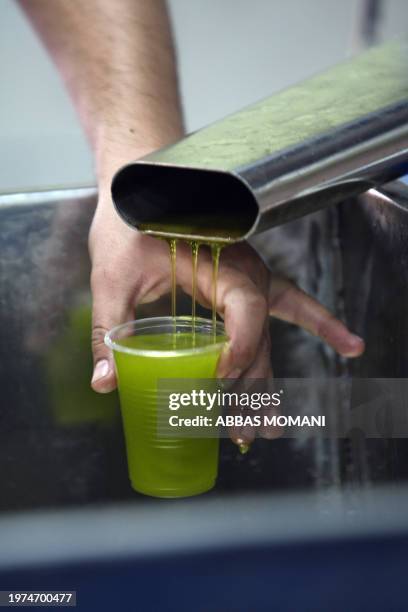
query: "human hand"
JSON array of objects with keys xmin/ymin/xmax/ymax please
[{"xmin": 89, "ymin": 204, "xmax": 364, "ymax": 407}]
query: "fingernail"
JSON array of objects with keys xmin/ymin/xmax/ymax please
[
  {"xmin": 217, "ymin": 344, "xmax": 233, "ymax": 378},
  {"xmin": 222, "ymin": 340, "xmax": 232, "ymax": 354},
  {"xmin": 351, "ymin": 333, "xmax": 364, "ymax": 344},
  {"xmin": 343, "ymin": 334, "xmax": 365, "ymax": 357},
  {"xmin": 92, "ymin": 359, "xmax": 110, "ymax": 383},
  {"xmin": 235, "ymin": 438, "xmax": 251, "ymax": 454},
  {"xmin": 239, "ymin": 443, "xmax": 250, "ymax": 455}
]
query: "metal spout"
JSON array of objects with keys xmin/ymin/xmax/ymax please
[{"xmin": 111, "ymin": 40, "xmax": 408, "ymax": 243}]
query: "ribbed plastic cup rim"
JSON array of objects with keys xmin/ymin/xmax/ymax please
[{"xmin": 105, "ymin": 316, "xmax": 227, "ymax": 358}]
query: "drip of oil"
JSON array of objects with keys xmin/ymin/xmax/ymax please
[
  {"xmin": 167, "ymin": 238, "xmax": 177, "ymax": 348},
  {"xmin": 211, "ymin": 244, "xmax": 222, "ymax": 334},
  {"xmin": 191, "ymin": 241, "xmax": 199, "ymax": 345},
  {"xmin": 167, "ymin": 238, "xmax": 223, "ymax": 345},
  {"xmin": 168, "ymin": 238, "xmax": 177, "ymax": 319}
]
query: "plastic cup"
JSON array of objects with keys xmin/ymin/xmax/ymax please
[{"xmin": 105, "ymin": 316, "xmax": 227, "ymax": 498}]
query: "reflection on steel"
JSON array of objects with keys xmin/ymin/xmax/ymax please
[
  {"xmin": 0, "ymin": 187, "xmax": 337, "ymax": 512},
  {"xmin": 2, "ymin": 179, "xmax": 408, "ymax": 517},
  {"xmin": 0, "ymin": 188, "xmax": 131, "ymax": 512},
  {"xmin": 112, "ymin": 40, "xmax": 408, "ymax": 242}
]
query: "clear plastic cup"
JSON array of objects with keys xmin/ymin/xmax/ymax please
[{"xmin": 105, "ymin": 316, "xmax": 227, "ymax": 498}]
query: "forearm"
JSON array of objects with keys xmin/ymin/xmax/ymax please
[{"xmin": 18, "ymin": 0, "xmax": 184, "ymax": 184}]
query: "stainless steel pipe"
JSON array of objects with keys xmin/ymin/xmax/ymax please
[{"xmin": 111, "ymin": 40, "xmax": 408, "ymax": 243}]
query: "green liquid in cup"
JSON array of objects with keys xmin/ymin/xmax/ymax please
[{"xmin": 112, "ymin": 324, "xmax": 226, "ymax": 498}]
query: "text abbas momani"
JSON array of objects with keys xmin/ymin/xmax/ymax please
[{"xmin": 167, "ymin": 389, "xmax": 326, "ymax": 428}]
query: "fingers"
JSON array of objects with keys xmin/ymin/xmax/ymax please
[
  {"xmin": 269, "ymin": 277, "xmax": 365, "ymax": 358},
  {"xmin": 227, "ymin": 329, "xmax": 282, "ymax": 447},
  {"xmin": 90, "ymin": 265, "xmax": 134, "ymax": 393},
  {"xmin": 244, "ymin": 335, "xmax": 282, "ymax": 442},
  {"xmin": 219, "ymin": 285, "xmax": 268, "ymax": 377}
]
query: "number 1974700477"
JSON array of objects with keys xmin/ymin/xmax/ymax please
[{"xmin": 3, "ymin": 592, "xmax": 76, "ymax": 606}]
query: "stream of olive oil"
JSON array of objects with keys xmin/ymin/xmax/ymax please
[
  {"xmin": 166, "ymin": 239, "xmax": 222, "ymax": 335},
  {"xmin": 168, "ymin": 238, "xmax": 177, "ymax": 348},
  {"xmin": 191, "ymin": 241, "xmax": 199, "ymax": 344},
  {"xmin": 211, "ymin": 244, "xmax": 221, "ymax": 334},
  {"xmin": 169, "ymin": 238, "xmax": 177, "ymax": 319}
]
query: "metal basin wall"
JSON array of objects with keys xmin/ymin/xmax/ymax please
[{"xmin": 1, "ymin": 183, "xmax": 408, "ymax": 513}]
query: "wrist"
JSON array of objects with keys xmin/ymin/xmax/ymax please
[
  {"xmin": 95, "ymin": 134, "xmax": 182, "ymax": 206},
  {"xmin": 93, "ymin": 118, "xmax": 183, "ymax": 175}
]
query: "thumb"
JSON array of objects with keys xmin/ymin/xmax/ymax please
[
  {"xmin": 90, "ymin": 270, "xmax": 133, "ymax": 393},
  {"xmin": 268, "ymin": 277, "xmax": 365, "ymax": 357}
]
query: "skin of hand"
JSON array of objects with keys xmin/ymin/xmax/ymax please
[
  {"xmin": 19, "ymin": 0, "xmax": 365, "ymax": 449},
  {"xmin": 89, "ymin": 204, "xmax": 364, "ymax": 448}
]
